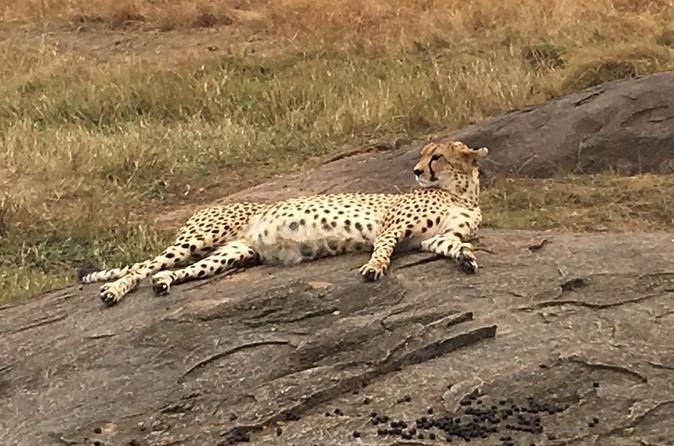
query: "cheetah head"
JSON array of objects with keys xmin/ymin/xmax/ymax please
[{"xmin": 412, "ymin": 140, "xmax": 488, "ymax": 191}]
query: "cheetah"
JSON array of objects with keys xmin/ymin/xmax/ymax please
[{"xmin": 78, "ymin": 140, "xmax": 488, "ymax": 306}]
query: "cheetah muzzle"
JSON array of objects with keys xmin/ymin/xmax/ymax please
[{"xmin": 77, "ymin": 140, "xmax": 488, "ymax": 306}]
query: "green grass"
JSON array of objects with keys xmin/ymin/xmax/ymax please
[
  {"xmin": 483, "ymin": 174, "xmax": 674, "ymax": 232},
  {"xmin": 0, "ymin": 221, "xmax": 171, "ymax": 302},
  {"xmin": 3, "ymin": 42, "xmax": 672, "ymax": 205},
  {"xmin": 0, "ymin": 43, "xmax": 543, "ymax": 223}
]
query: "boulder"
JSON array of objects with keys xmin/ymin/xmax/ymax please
[
  {"xmin": 455, "ymin": 70, "xmax": 674, "ymax": 177},
  {"xmin": 1, "ymin": 231, "xmax": 673, "ymax": 445}
]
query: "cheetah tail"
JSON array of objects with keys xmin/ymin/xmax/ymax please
[{"xmin": 76, "ymin": 264, "xmax": 130, "ymax": 284}]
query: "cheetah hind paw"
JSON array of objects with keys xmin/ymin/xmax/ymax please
[
  {"xmin": 457, "ymin": 253, "xmax": 478, "ymax": 274},
  {"xmin": 359, "ymin": 263, "xmax": 386, "ymax": 282},
  {"xmin": 100, "ymin": 287, "xmax": 121, "ymax": 307},
  {"xmin": 151, "ymin": 273, "xmax": 173, "ymax": 296}
]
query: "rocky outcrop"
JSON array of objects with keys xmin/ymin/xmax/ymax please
[
  {"xmin": 454, "ymin": 70, "xmax": 674, "ymax": 177},
  {"xmin": 2, "ymin": 231, "xmax": 673, "ymax": 446}
]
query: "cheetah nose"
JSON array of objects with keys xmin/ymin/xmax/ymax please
[{"xmin": 413, "ymin": 168, "xmax": 424, "ymax": 176}]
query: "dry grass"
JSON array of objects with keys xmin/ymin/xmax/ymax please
[
  {"xmin": 1, "ymin": 0, "xmax": 674, "ymax": 302},
  {"xmin": 2, "ymin": 0, "xmax": 673, "ymax": 45},
  {"xmin": 560, "ymin": 44, "xmax": 672, "ymax": 93}
]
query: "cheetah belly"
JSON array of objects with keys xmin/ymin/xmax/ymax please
[{"xmin": 242, "ymin": 209, "xmax": 380, "ymax": 265}]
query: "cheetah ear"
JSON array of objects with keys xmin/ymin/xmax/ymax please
[
  {"xmin": 472, "ymin": 147, "xmax": 489, "ymax": 159},
  {"xmin": 457, "ymin": 143, "xmax": 489, "ymax": 159},
  {"xmin": 453, "ymin": 141, "xmax": 488, "ymax": 159}
]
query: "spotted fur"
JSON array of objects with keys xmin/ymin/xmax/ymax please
[{"xmin": 79, "ymin": 140, "xmax": 488, "ymax": 306}]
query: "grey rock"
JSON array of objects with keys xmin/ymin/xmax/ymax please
[
  {"xmin": 453, "ymin": 71, "xmax": 674, "ymax": 177},
  {"xmin": 1, "ymin": 231, "xmax": 673, "ymax": 445}
]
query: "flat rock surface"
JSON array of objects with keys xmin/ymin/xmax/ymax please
[{"xmin": 2, "ymin": 230, "xmax": 673, "ymax": 446}]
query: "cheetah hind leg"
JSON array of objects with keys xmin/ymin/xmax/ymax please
[
  {"xmin": 151, "ymin": 241, "xmax": 259, "ymax": 296},
  {"xmin": 420, "ymin": 232, "xmax": 479, "ymax": 274},
  {"xmin": 94, "ymin": 236, "xmax": 217, "ymax": 306}
]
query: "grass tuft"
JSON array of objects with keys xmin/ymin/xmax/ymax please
[
  {"xmin": 523, "ymin": 43, "xmax": 567, "ymax": 70},
  {"xmin": 0, "ymin": 219, "xmax": 171, "ymax": 303},
  {"xmin": 656, "ymin": 28, "xmax": 674, "ymax": 48}
]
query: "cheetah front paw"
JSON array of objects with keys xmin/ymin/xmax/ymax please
[
  {"xmin": 99, "ymin": 284, "xmax": 123, "ymax": 307},
  {"xmin": 359, "ymin": 263, "xmax": 387, "ymax": 282},
  {"xmin": 151, "ymin": 272, "xmax": 173, "ymax": 296},
  {"xmin": 457, "ymin": 253, "xmax": 478, "ymax": 274}
]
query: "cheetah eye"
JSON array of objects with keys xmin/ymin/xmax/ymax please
[{"xmin": 431, "ymin": 154, "xmax": 442, "ymax": 161}]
